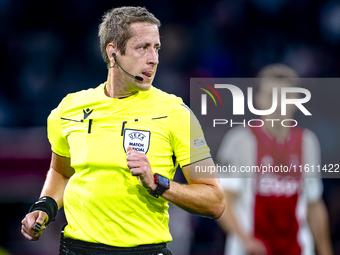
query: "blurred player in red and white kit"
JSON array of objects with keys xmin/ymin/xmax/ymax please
[{"xmin": 216, "ymin": 64, "xmax": 333, "ymax": 255}]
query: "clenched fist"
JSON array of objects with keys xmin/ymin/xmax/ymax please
[
  {"xmin": 21, "ymin": 210, "xmax": 48, "ymax": 241},
  {"xmin": 126, "ymin": 146, "xmax": 157, "ymax": 191}
]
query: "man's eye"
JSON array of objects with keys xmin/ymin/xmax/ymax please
[{"xmin": 141, "ymin": 46, "xmax": 147, "ymax": 50}]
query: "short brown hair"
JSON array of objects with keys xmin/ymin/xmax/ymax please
[
  {"xmin": 98, "ymin": 6, "xmax": 161, "ymax": 67},
  {"xmin": 257, "ymin": 63, "xmax": 299, "ymax": 87}
]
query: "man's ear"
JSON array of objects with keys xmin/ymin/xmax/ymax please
[
  {"xmin": 106, "ymin": 43, "xmax": 117, "ymax": 62},
  {"xmin": 106, "ymin": 43, "xmax": 118, "ymax": 68}
]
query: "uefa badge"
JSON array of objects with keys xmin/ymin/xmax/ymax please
[{"xmin": 123, "ymin": 129, "xmax": 151, "ymax": 154}]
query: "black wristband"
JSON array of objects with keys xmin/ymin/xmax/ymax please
[{"xmin": 29, "ymin": 196, "xmax": 58, "ymax": 225}]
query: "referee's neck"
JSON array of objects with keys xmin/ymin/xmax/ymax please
[{"xmin": 105, "ymin": 72, "xmax": 138, "ymax": 99}]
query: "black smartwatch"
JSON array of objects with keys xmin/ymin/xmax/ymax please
[{"xmin": 149, "ymin": 173, "xmax": 170, "ymax": 198}]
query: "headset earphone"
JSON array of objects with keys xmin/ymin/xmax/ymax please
[{"xmin": 110, "ymin": 50, "xmax": 143, "ymax": 81}]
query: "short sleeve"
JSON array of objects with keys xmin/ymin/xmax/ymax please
[
  {"xmin": 305, "ymin": 178, "xmax": 323, "ymax": 203},
  {"xmin": 302, "ymin": 129, "xmax": 323, "ymax": 202},
  {"xmin": 47, "ymin": 100, "xmax": 71, "ymax": 157},
  {"xmin": 216, "ymin": 129, "xmax": 243, "ymax": 168},
  {"xmin": 167, "ymin": 99, "xmax": 211, "ymax": 167},
  {"xmin": 216, "ymin": 132, "xmax": 244, "ymax": 192},
  {"xmin": 216, "ymin": 127, "xmax": 257, "ymax": 192}
]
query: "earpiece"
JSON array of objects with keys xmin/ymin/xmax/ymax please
[{"xmin": 109, "ymin": 49, "xmax": 143, "ymax": 81}]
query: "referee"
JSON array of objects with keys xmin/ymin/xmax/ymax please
[{"xmin": 21, "ymin": 6, "xmax": 225, "ymax": 255}]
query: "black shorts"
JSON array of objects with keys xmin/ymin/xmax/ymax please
[{"xmin": 59, "ymin": 228, "xmax": 173, "ymax": 255}]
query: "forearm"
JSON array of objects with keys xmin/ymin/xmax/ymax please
[
  {"xmin": 162, "ymin": 181, "xmax": 225, "ymax": 219},
  {"xmin": 308, "ymin": 200, "xmax": 333, "ymax": 255},
  {"xmin": 126, "ymin": 154, "xmax": 225, "ymax": 218},
  {"xmin": 40, "ymin": 168, "xmax": 70, "ymax": 209},
  {"xmin": 216, "ymin": 191, "xmax": 268, "ymax": 254},
  {"xmin": 21, "ymin": 154, "xmax": 73, "ymax": 241},
  {"xmin": 216, "ymin": 192, "xmax": 246, "ymax": 239}
]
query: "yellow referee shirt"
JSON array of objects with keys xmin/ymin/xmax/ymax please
[{"xmin": 47, "ymin": 82, "xmax": 211, "ymax": 247}]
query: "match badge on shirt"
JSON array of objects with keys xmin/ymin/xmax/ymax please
[
  {"xmin": 193, "ymin": 136, "xmax": 207, "ymax": 149},
  {"xmin": 123, "ymin": 129, "xmax": 151, "ymax": 154}
]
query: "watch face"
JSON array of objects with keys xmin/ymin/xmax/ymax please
[{"xmin": 157, "ymin": 174, "xmax": 170, "ymax": 188}]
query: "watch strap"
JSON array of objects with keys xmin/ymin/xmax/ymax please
[{"xmin": 149, "ymin": 173, "xmax": 169, "ymax": 198}]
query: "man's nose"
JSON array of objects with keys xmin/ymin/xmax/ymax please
[{"xmin": 147, "ymin": 48, "xmax": 159, "ymax": 65}]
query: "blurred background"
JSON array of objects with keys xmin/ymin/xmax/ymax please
[{"xmin": 1, "ymin": 0, "xmax": 340, "ymax": 254}]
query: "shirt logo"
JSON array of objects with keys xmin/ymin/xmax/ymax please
[
  {"xmin": 83, "ymin": 108, "xmax": 93, "ymax": 119},
  {"xmin": 193, "ymin": 137, "xmax": 207, "ymax": 149},
  {"xmin": 128, "ymin": 132, "xmax": 146, "ymax": 141},
  {"xmin": 123, "ymin": 129, "xmax": 150, "ymax": 154},
  {"xmin": 256, "ymin": 178, "xmax": 303, "ymax": 197}
]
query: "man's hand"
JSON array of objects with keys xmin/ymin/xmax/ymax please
[
  {"xmin": 21, "ymin": 211, "xmax": 48, "ymax": 241},
  {"xmin": 126, "ymin": 146, "xmax": 157, "ymax": 191},
  {"xmin": 243, "ymin": 236, "xmax": 268, "ymax": 255}
]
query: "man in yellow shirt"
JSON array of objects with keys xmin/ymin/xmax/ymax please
[{"xmin": 21, "ymin": 6, "xmax": 225, "ymax": 254}]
